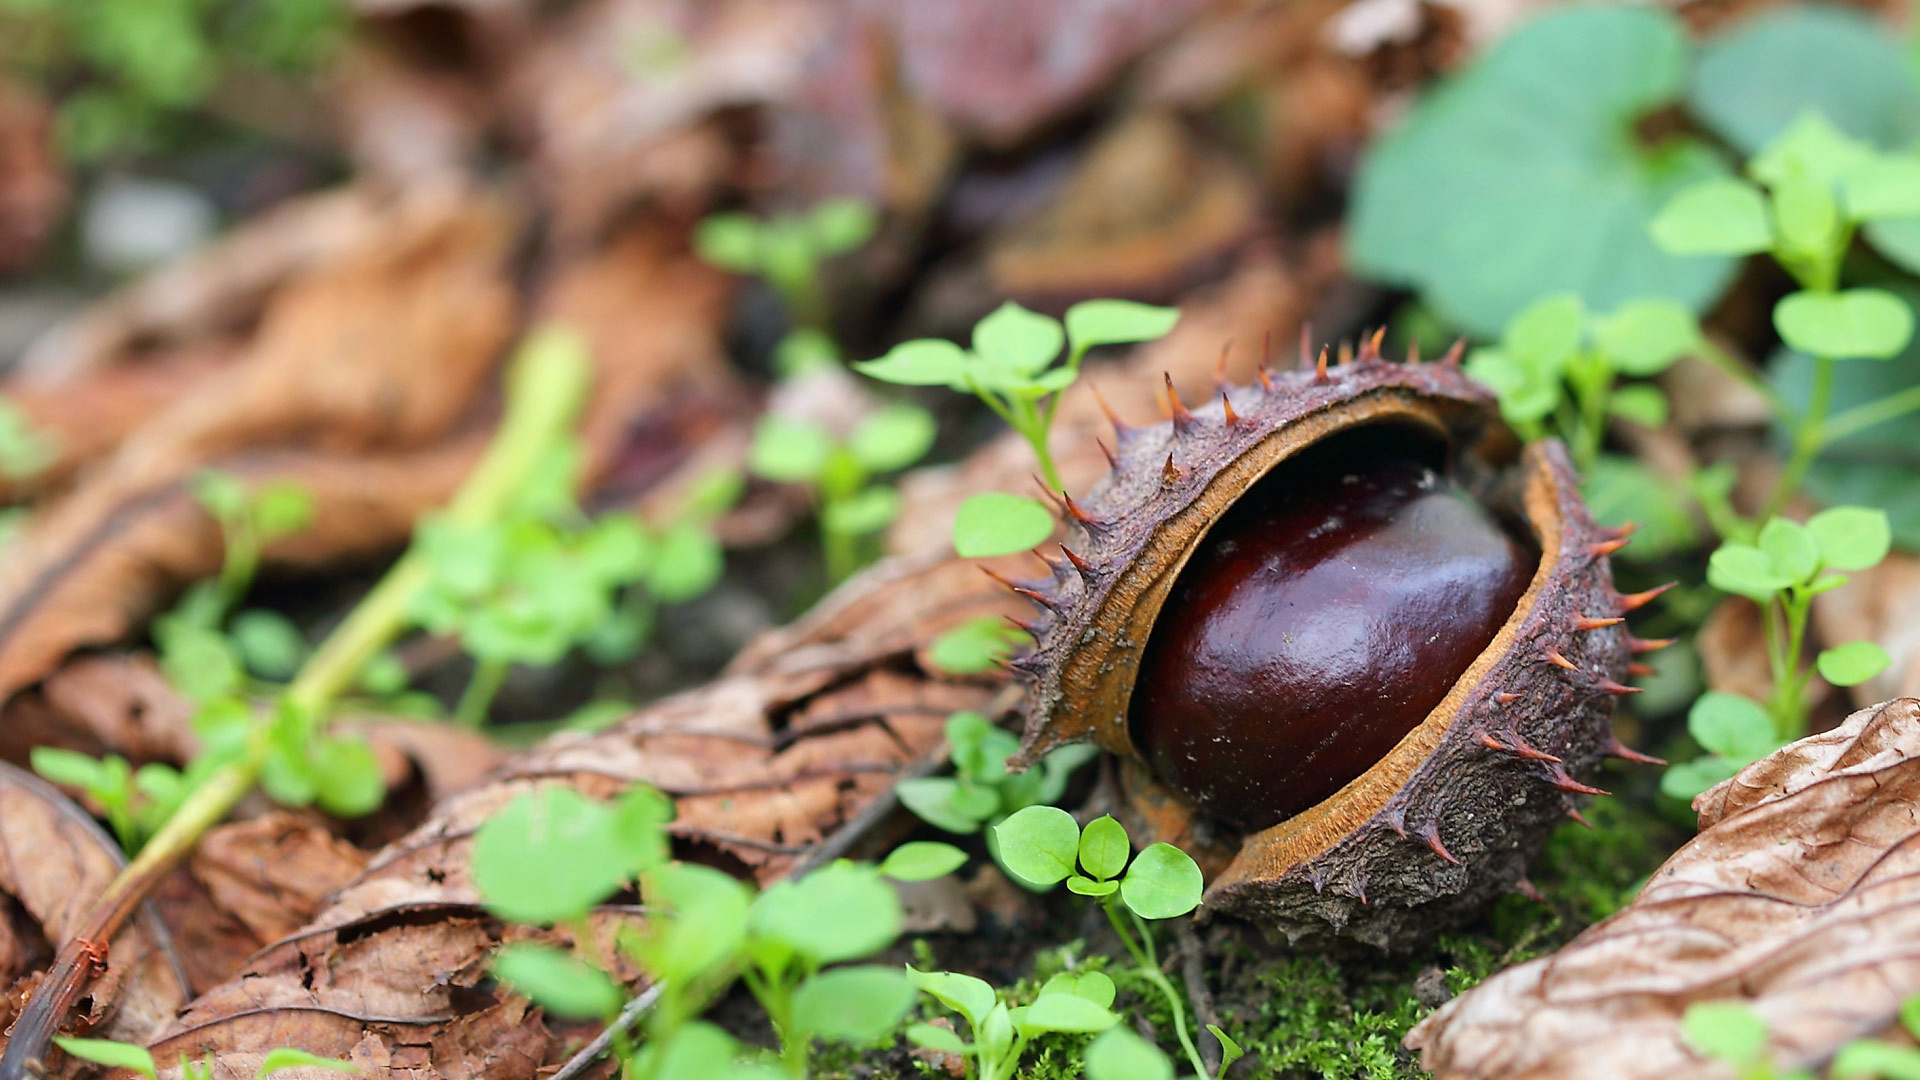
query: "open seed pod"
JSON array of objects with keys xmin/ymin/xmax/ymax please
[{"xmin": 1006, "ymin": 337, "xmax": 1660, "ymax": 948}]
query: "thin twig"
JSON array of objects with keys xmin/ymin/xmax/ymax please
[
  {"xmin": 1174, "ymin": 920, "xmax": 1223, "ymax": 1075},
  {"xmin": 550, "ymin": 982, "xmax": 666, "ymax": 1080}
]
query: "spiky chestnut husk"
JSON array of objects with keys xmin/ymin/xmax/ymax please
[{"xmin": 1005, "ymin": 340, "xmax": 1653, "ymax": 949}]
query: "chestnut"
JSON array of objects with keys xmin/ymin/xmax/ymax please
[
  {"xmin": 1003, "ymin": 340, "xmax": 1657, "ymax": 947},
  {"xmin": 1129, "ymin": 428, "xmax": 1535, "ymax": 832}
]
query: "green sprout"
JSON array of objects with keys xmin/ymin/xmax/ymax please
[
  {"xmin": 748, "ymin": 403, "xmax": 935, "ymax": 582},
  {"xmin": 857, "ymin": 299, "xmax": 1180, "ymax": 495},
  {"xmin": 1653, "ymin": 111, "xmax": 1920, "ymax": 526},
  {"xmin": 988, "ymin": 808, "xmax": 1237, "ymax": 1080},
  {"xmin": 472, "ymin": 781, "xmax": 966, "ymax": 1080},
  {"xmin": 54, "ymin": 1037, "xmax": 357, "ymax": 1080},
  {"xmin": 1663, "ymin": 506, "xmax": 1892, "ymax": 799},
  {"xmin": 695, "ymin": 199, "xmax": 878, "ymax": 375}
]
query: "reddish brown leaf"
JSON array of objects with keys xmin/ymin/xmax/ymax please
[
  {"xmin": 1408, "ymin": 697, "xmax": 1920, "ymax": 1079},
  {"xmin": 0, "ymin": 78, "xmax": 66, "ymax": 277}
]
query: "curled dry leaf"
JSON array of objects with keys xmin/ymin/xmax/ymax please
[
  {"xmin": 1408, "ymin": 696, "xmax": 1920, "ymax": 1080},
  {"xmin": 0, "ymin": 762, "xmax": 188, "ymax": 1072},
  {"xmin": 189, "ymin": 815, "xmax": 371, "ymax": 946}
]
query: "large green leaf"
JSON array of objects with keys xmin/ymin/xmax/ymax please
[
  {"xmin": 1688, "ymin": 5, "xmax": 1920, "ymax": 156},
  {"xmin": 1348, "ymin": 5, "xmax": 1733, "ymax": 336}
]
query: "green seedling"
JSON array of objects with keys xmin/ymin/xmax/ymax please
[
  {"xmin": 695, "ymin": 198, "xmax": 878, "ymax": 372},
  {"xmin": 29, "ymin": 748, "xmax": 179, "ymax": 853},
  {"xmin": 409, "ymin": 451, "xmax": 737, "ymax": 725},
  {"xmin": 896, "ymin": 711, "xmax": 1098, "ymax": 841},
  {"xmin": 904, "ymin": 965, "xmax": 1124, "ymax": 1080},
  {"xmin": 1465, "ymin": 294, "xmax": 1700, "ymax": 474},
  {"xmin": 1653, "ymin": 111, "xmax": 1920, "ymax": 525},
  {"xmin": 857, "ymin": 299, "xmax": 1180, "ymax": 495},
  {"xmin": 990, "ymin": 808, "xmax": 1238, "ymax": 1080},
  {"xmin": 748, "ymin": 403, "xmax": 935, "ymax": 581},
  {"xmin": 472, "ymin": 782, "xmax": 961, "ymax": 1080},
  {"xmin": 1686, "ymin": 994, "xmax": 1920, "ymax": 1080},
  {"xmin": 926, "ymin": 616, "xmax": 1030, "ymax": 675},
  {"xmin": 1831, "ymin": 996, "xmax": 1920, "ymax": 1079},
  {"xmin": 54, "ymin": 1036, "xmax": 357, "ymax": 1080},
  {"xmin": 1663, "ymin": 507, "xmax": 1892, "ymax": 799},
  {"xmin": 0, "ymin": 0, "xmax": 346, "ymax": 162}
]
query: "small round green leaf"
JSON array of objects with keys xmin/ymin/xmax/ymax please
[
  {"xmin": 792, "ymin": 965, "xmax": 918, "ymax": 1043},
  {"xmin": 749, "ymin": 862, "xmax": 901, "ymax": 964},
  {"xmin": 1017, "ymin": 992, "xmax": 1119, "ymax": 1035},
  {"xmin": 53, "ymin": 1039, "xmax": 157, "ymax": 1080},
  {"xmin": 905, "ymin": 1023, "xmax": 967, "ymax": 1054},
  {"xmin": 1595, "ymin": 299, "xmax": 1700, "ymax": 376},
  {"xmin": 849, "ymin": 404, "xmax": 937, "ymax": 474},
  {"xmin": 1817, "ymin": 641, "xmax": 1890, "ymax": 687},
  {"xmin": 311, "ymin": 737, "xmax": 385, "ymax": 818},
  {"xmin": 905, "ymin": 967, "xmax": 998, "ymax": 1027},
  {"xmin": 894, "ymin": 777, "xmax": 989, "ymax": 835},
  {"xmin": 492, "ymin": 943, "xmax": 623, "ymax": 1019},
  {"xmin": 1774, "ymin": 289, "xmax": 1915, "ymax": 360},
  {"xmin": 823, "ymin": 486, "xmax": 901, "ymax": 537},
  {"xmin": 973, "ymin": 302, "xmax": 1065, "ymax": 378},
  {"xmin": 1077, "ymin": 815, "xmax": 1130, "ymax": 881},
  {"xmin": 879, "ymin": 841, "xmax": 969, "ymax": 882},
  {"xmin": 1039, "ymin": 970, "xmax": 1116, "ymax": 1009},
  {"xmin": 1845, "ymin": 157, "xmax": 1920, "ymax": 222},
  {"xmin": 637, "ymin": 862, "xmax": 752, "ymax": 983},
  {"xmin": 1686, "ymin": 692, "xmax": 1778, "ymax": 762},
  {"xmin": 1504, "ymin": 293, "xmax": 1585, "ymax": 369},
  {"xmin": 1119, "ymin": 842, "xmax": 1204, "ymax": 920},
  {"xmin": 472, "ymin": 788, "xmax": 633, "ymax": 924},
  {"xmin": 1707, "ymin": 544, "xmax": 1795, "ymax": 600},
  {"xmin": 1681, "ymin": 1001, "xmax": 1769, "ymax": 1065},
  {"xmin": 1066, "ymin": 875, "xmax": 1118, "ymax": 897},
  {"xmin": 748, "ymin": 416, "xmax": 834, "ymax": 483},
  {"xmin": 1756, "ymin": 517, "xmax": 1817, "ymax": 583},
  {"xmin": 1661, "ymin": 755, "xmax": 1740, "ymax": 801},
  {"xmin": 1650, "ymin": 179, "xmax": 1773, "ymax": 256},
  {"xmin": 1806, "ymin": 506, "xmax": 1892, "ymax": 571},
  {"xmin": 855, "ymin": 339, "xmax": 970, "ymax": 388},
  {"xmin": 952, "ymin": 493, "xmax": 1054, "ymax": 557},
  {"xmin": 1063, "ymin": 300, "xmax": 1182, "ymax": 361},
  {"xmin": 693, "ymin": 213, "xmax": 762, "ymax": 273},
  {"xmin": 990, "ymin": 805, "xmax": 1081, "ymax": 888},
  {"xmin": 1085, "ymin": 1028, "xmax": 1174, "ymax": 1080},
  {"xmin": 1606, "ymin": 385, "xmax": 1671, "ymax": 428},
  {"xmin": 927, "ymin": 616, "xmax": 1024, "ymax": 675},
  {"xmin": 807, "ymin": 198, "xmax": 879, "ymax": 255}
]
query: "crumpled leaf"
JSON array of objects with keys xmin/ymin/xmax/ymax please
[
  {"xmin": 0, "ymin": 762, "xmax": 188, "ymax": 1073},
  {"xmin": 1408, "ymin": 697, "xmax": 1920, "ymax": 1080}
]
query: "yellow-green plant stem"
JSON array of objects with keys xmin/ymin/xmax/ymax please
[
  {"xmin": 20, "ymin": 329, "xmax": 593, "ymax": 1039},
  {"xmin": 1759, "ymin": 354, "xmax": 1836, "ymax": 525}
]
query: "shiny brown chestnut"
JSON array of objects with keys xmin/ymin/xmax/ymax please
[
  {"xmin": 1130, "ymin": 428, "xmax": 1535, "ymax": 832},
  {"xmin": 1002, "ymin": 338, "xmax": 1660, "ymax": 948}
]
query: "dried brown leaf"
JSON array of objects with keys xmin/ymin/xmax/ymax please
[
  {"xmin": 1408, "ymin": 697, "xmax": 1920, "ymax": 1080},
  {"xmin": 0, "ymin": 78, "xmax": 66, "ymax": 277},
  {"xmin": 0, "ymin": 763, "xmax": 188, "ymax": 1069}
]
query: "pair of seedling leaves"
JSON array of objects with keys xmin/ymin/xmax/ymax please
[
  {"xmin": 695, "ymin": 198, "xmax": 878, "ymax": 375},
  {"xmin": 1684, "ymin": 995, "xmax": 1920, "ymax": 1080},
  {"xmin": 1653, "ymin": 111, "xmax": 1919, "ymax": 360},
  {"xmin": 1661, "ymin": 507, "xmax": 1893, "ymax": 799}
]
